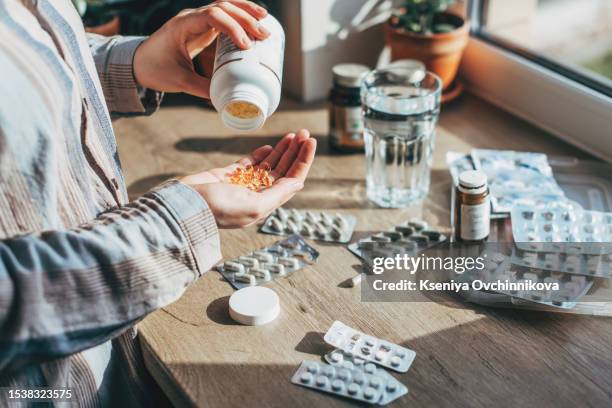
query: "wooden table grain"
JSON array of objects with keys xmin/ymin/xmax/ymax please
[{"xmin": 114, "ymin": 94, "xmax": 612, "ymax": 408}]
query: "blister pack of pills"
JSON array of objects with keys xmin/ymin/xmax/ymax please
[
  {"xmin": 510, "ymin": 247, "xmax": 612, "ymax": 278},
  {"xmin": 216, "ymin": 235, "xmax": 319, "ymax": 290},
  {"xmin": 291, "ymin": 360, "xmax": 385, "ymax": 404},
  {"xmin": 260, "ymin": 208, "xmax": 357, "ymax": 243},
  {"xmin": 472, "ymin": 149, "xmax": 568, "ymax": 213},
  {"xmin": 348, "ymin": 219, "xmax": 446, "ymax": 263},
  {"xmin": 324, "ymin": 321, "xmax": 416, "ymax": 373},
  {"xmin": 324, "ymin": 350, "xmax": 408, "ymax": 405},
  {"xmin": 466, "ymin": 254, "xmax": 595, "ymax": 309},
  {"xmin": 511, "ymin": 206, "xmax": 612, "ymax": 255}
]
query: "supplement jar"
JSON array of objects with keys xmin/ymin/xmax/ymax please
[
  {"xmin": 210, "ymin": 15, "xmax": 285, "ymax": 132},
  {"xmin": 328, "ymin": 63, "xmax": 370, "ymax": 152},
  {"xmin": 454, "ymin": 170, "xmax": 491, "ymax": 242}
]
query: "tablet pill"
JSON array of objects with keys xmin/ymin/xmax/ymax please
[
  {"xmin": 321, "ymin": 365, "xmax": 335, "ymax": 378},
  {"xmin": 422, "ymin": 229, "xmax": 441, "ymax": 241},
  {"xmin": 331, "ymin": 380, "xmax": 344, "ymax": 392},
  {"xmin": 386, "ymin": 382, "xmax": 398, "ymax": 393},
  {"xmin": 396, "ymin": 225, "xmax": 415, "ymax": 236},
  {"xmin": 353, "ymin": 371, "xmax": 365, "ymax": 385},
  {"xmin": 369, "ymin": 377, "xmax": 381, "ymax": 389},
  {"xmin": 347, "ymin": 383, "xmax": 360, "ymax": 395},
  {"xmin": 371, "ymin": 234, "xmax": 391, "ymax": 243},
  {"xmin": 330, "ymin": 352, "xmax": 343, "ymax": 364},
  {"xmin": 305, "ymin": 362, "xmax": 319, "ymax": 374},
  {"xmin": 363, "ymin": 387, "xmax": 376, "ymax": 400},
  {"xmin": 390, "ymin": 356, "xmax": 402, "ymax": 367},
  {"xmin": 364, "ymin": 363, "xmax": 376, "ymax": 374},
  {"xmin": 408, "ymin": 220, "xmax": 427, "ymax": 230},
  {"xmin": 315, "ymin": 376, "xmax": 329, "ymax": 388},
  {"xmin": 300, "ymin": 372, "xmax": 313, "ymax": 384},
  {"xmin": 336, "ymin": 368, "xmax": 350, "ymax": 382},
  {"xmin": 358, "ymin": 240, "xmax": 376, "ymax": 250}
]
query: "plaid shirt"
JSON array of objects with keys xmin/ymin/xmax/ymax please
[{"xmin": 0, "ymin": 0, "xmax": 221, "ymax": 406}]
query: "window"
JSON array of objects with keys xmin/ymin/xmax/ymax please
[
  {"xmin": 461, "ymin": 0, "xmax": 612, "ymax": 162},
  {"xmin": 478, "ymin": 0, "xmax": 612, "ymax": 97}
]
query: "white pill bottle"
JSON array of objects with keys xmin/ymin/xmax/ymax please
[{"xmin": 210, "ymin": 15, "xmax": 285, "ymax": 132}]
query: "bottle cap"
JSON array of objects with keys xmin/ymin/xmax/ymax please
[
  {"xmin": 229, "ymin": 286, "xmax": 280, "ymax": 326},
  {"xmin": 458, "ymin": 170, "xmax": 488, "ymax": 194},
  {"xmin": 332, "ymin": 64, "xmax": 371, "ymax": 88}
]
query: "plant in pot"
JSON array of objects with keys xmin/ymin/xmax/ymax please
[{"xmin": 385, "ymin": 0, "xmax": 469, "ymax": 92}]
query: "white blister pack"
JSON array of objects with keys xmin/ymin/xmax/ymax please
[
  {"xmin": 291, "ymin": 360, "xmax": 385, "ymax": 404},
  {"xmin": 325, "ymin": 350, "xmax": 408, "ymax": 405},
  {"xmin": 472, "ymin": 149, "xmax": 568, "ymax": 213},
  {"xmin": 260, "ymin": 208, "xmax": 357, "ymax": 243},
  {"xmin": 348, "ymin": 219, "xmax": 446, "ymax": 263},
  {"xmin": 467, "ymin": 254, "xmax": 595, "ymax": 309},
  {"xmin": 511, "ymin": 247, "xmax": 612, "ymax": 278},
  {"xmin": 324, "ymin": 321, "xmax": 416, "ymax": 373},
  {"xmin": 511, "ymin": 206, "xmax": 612, "ymax": 255},
  {"xmin": 216, "ymin": 235, "xmax": 319, "ymax": 290}
]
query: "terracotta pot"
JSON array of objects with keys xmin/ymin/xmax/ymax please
[
  {"xmin": 85, "ymin": 16, "xmax": 121, "ymax": 37},
  {"xmin": 384, "ymin": 12, "xmax": 469, "ymax": 90}
]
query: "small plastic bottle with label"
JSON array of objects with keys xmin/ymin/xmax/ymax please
[
  {"xmin": 328, "ymin": 63, "xmax": 370, "ymax": 152},
  {"xmin": 210, "ymin": 15, "xmax": 285, "ymax": 132},
  {"xmin": 454, "ymin": 170, "xmax": 491, "ymax": 242}
]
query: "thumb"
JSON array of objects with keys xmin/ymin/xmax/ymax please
[
  {"xmin": 259, "ymin": 178, "xmax": 304, "ymax": 210},
  {"xmin": 179, "ymin": 70, "xmax": 211, "ymax": 99}
]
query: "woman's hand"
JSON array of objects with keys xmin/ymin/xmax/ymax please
[
  {"xmin": 133, "ymin": 0, "xmax": 269, "ymax": 99},
  {"xmin": 180, "ymin": 130, "xmax": 317, "ymax": 228}
]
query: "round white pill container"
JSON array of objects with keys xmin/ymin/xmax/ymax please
[
  {"xmin": 210, "ymin": 15, "xmax": 285, "ymax": 132},
  {"xmin": 229, "ymin": 286, "xmax": 280, "ymax": 326}
]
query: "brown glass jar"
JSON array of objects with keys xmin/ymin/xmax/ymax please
[
  {"xmin": 328, "ymin": 64, "xmax": 370, "ymax": 152},
  {"xmin": 454, "ymin": 170, "xmax": 491, "ymax": 243}
]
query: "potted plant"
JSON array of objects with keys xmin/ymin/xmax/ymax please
[{"xmin": 385, "ymin": 0, "xmax": 469, "ymax": 90}]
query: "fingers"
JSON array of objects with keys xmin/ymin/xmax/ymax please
[
  {"xmin": 237, "ymin": 145, "xmax": 274, "ymax": 167},
  {"xmin": 196, "ymin": 6, "xmax": 252, "ymax": 48},
  {"xmin": 260, "ymin": 133, "xmax": 295, "ymax": 170},
  {"xmin": 221, "ymin": 0, "xmax": 268, "ymax": 19},
  {"xmin": 285, "ymin": 138, "xmax": 317, "ymax": 183},
  {"xmin": 216, "ymin": 2, "xmax": 270, "ymax": 39},
  {"xmin": 272, "ymin": 129, "xmax": 311, "ymax": 179}
]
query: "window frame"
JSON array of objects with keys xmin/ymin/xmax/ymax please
[{"xmin": 462, "ymin": 0, "xmax": 612, "ymax": 162}]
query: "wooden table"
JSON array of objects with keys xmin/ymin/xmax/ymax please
[{"xmin": 114, "ymin": 94, "xmax": 612, "ymax": 408}]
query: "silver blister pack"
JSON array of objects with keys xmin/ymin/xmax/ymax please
[
  {"xmin": 216, "ymin": 235, "xmax": 319, "ymax": 290},
  {"xmin": 260, "ymin": 208, "xmax": 357, "ymax": 243},
  {"xmin": 511, "ymin": 206, "xmax": 612, "ymax": 255},
  {"xmin": 472, "ymin": 149, "xmax": 568, "ymax": 213},
  {"xmin": 291, "ymin": 360, "xmax": 384, "ymax": 404},
  {"xmin": 324, "ymin": 321, "xmax": 416, "ymax": 373},
  {"xmin": 467, "ymin": 254, "xmax": 595, "ymax": 309},
  {"xmin": 511, "ymin": 247, "xmax": 612, "ymax": 278},
  {"xmin": 348, "ymin": 219, "xmax": 446, "ymax": 262},
  {"xmin": 324, "ymin": 350, "xmax": 408, "ymax": 405}
]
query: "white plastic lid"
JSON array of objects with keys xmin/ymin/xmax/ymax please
[
  {"xmin": 229, "ymin": 286, "xmax": 280, "ymax": 326},
  {"xmin": 387, "ymin": 59, "xmax": 426, "ymax": 83},
  {"xmin": 332, "ymin": 63, "xmax": 371, "ymax": 87},
  {"xmin": 458, "ymin": 170, "xmax": 488, "ymax": 194}
]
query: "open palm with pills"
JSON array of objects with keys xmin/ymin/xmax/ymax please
[{"xmin": 180, "ymin": 130, "xmax": 317, "ymax": 228}]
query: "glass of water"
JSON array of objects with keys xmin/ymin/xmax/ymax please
[{"xmin": 361, "ymin": 68, "xmax": 442, "ymax": 208}]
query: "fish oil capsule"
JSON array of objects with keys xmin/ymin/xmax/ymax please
[
  {"xmin": 250, "ymin": 268, "xmax": 271, "ymax": 281},
  {"xmin": 269, "ymin": 264, "xmax": 286, "ymax": 276},
  {"xmin": 234, "ymin": 273, "xmax": 256, "ymax": 286},
  {"xmin": 224, "ymin": 261, "xmax": 245, "ymax": 274},
  {"xmin": 238, "ymin": 256, "xmax": 259, "ymax": 269},
  {"xmin": 268, "ymin": 217, "xmax": 284, "ymax": 233}
]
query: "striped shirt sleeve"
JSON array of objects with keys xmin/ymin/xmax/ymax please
[
  {"xmin": 87, "ymin": 33, "xmax": 162, "ymax": 116},
  {"xmin": 0, "ymin": 180, "xmax": 221, "ymax": 372}
]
